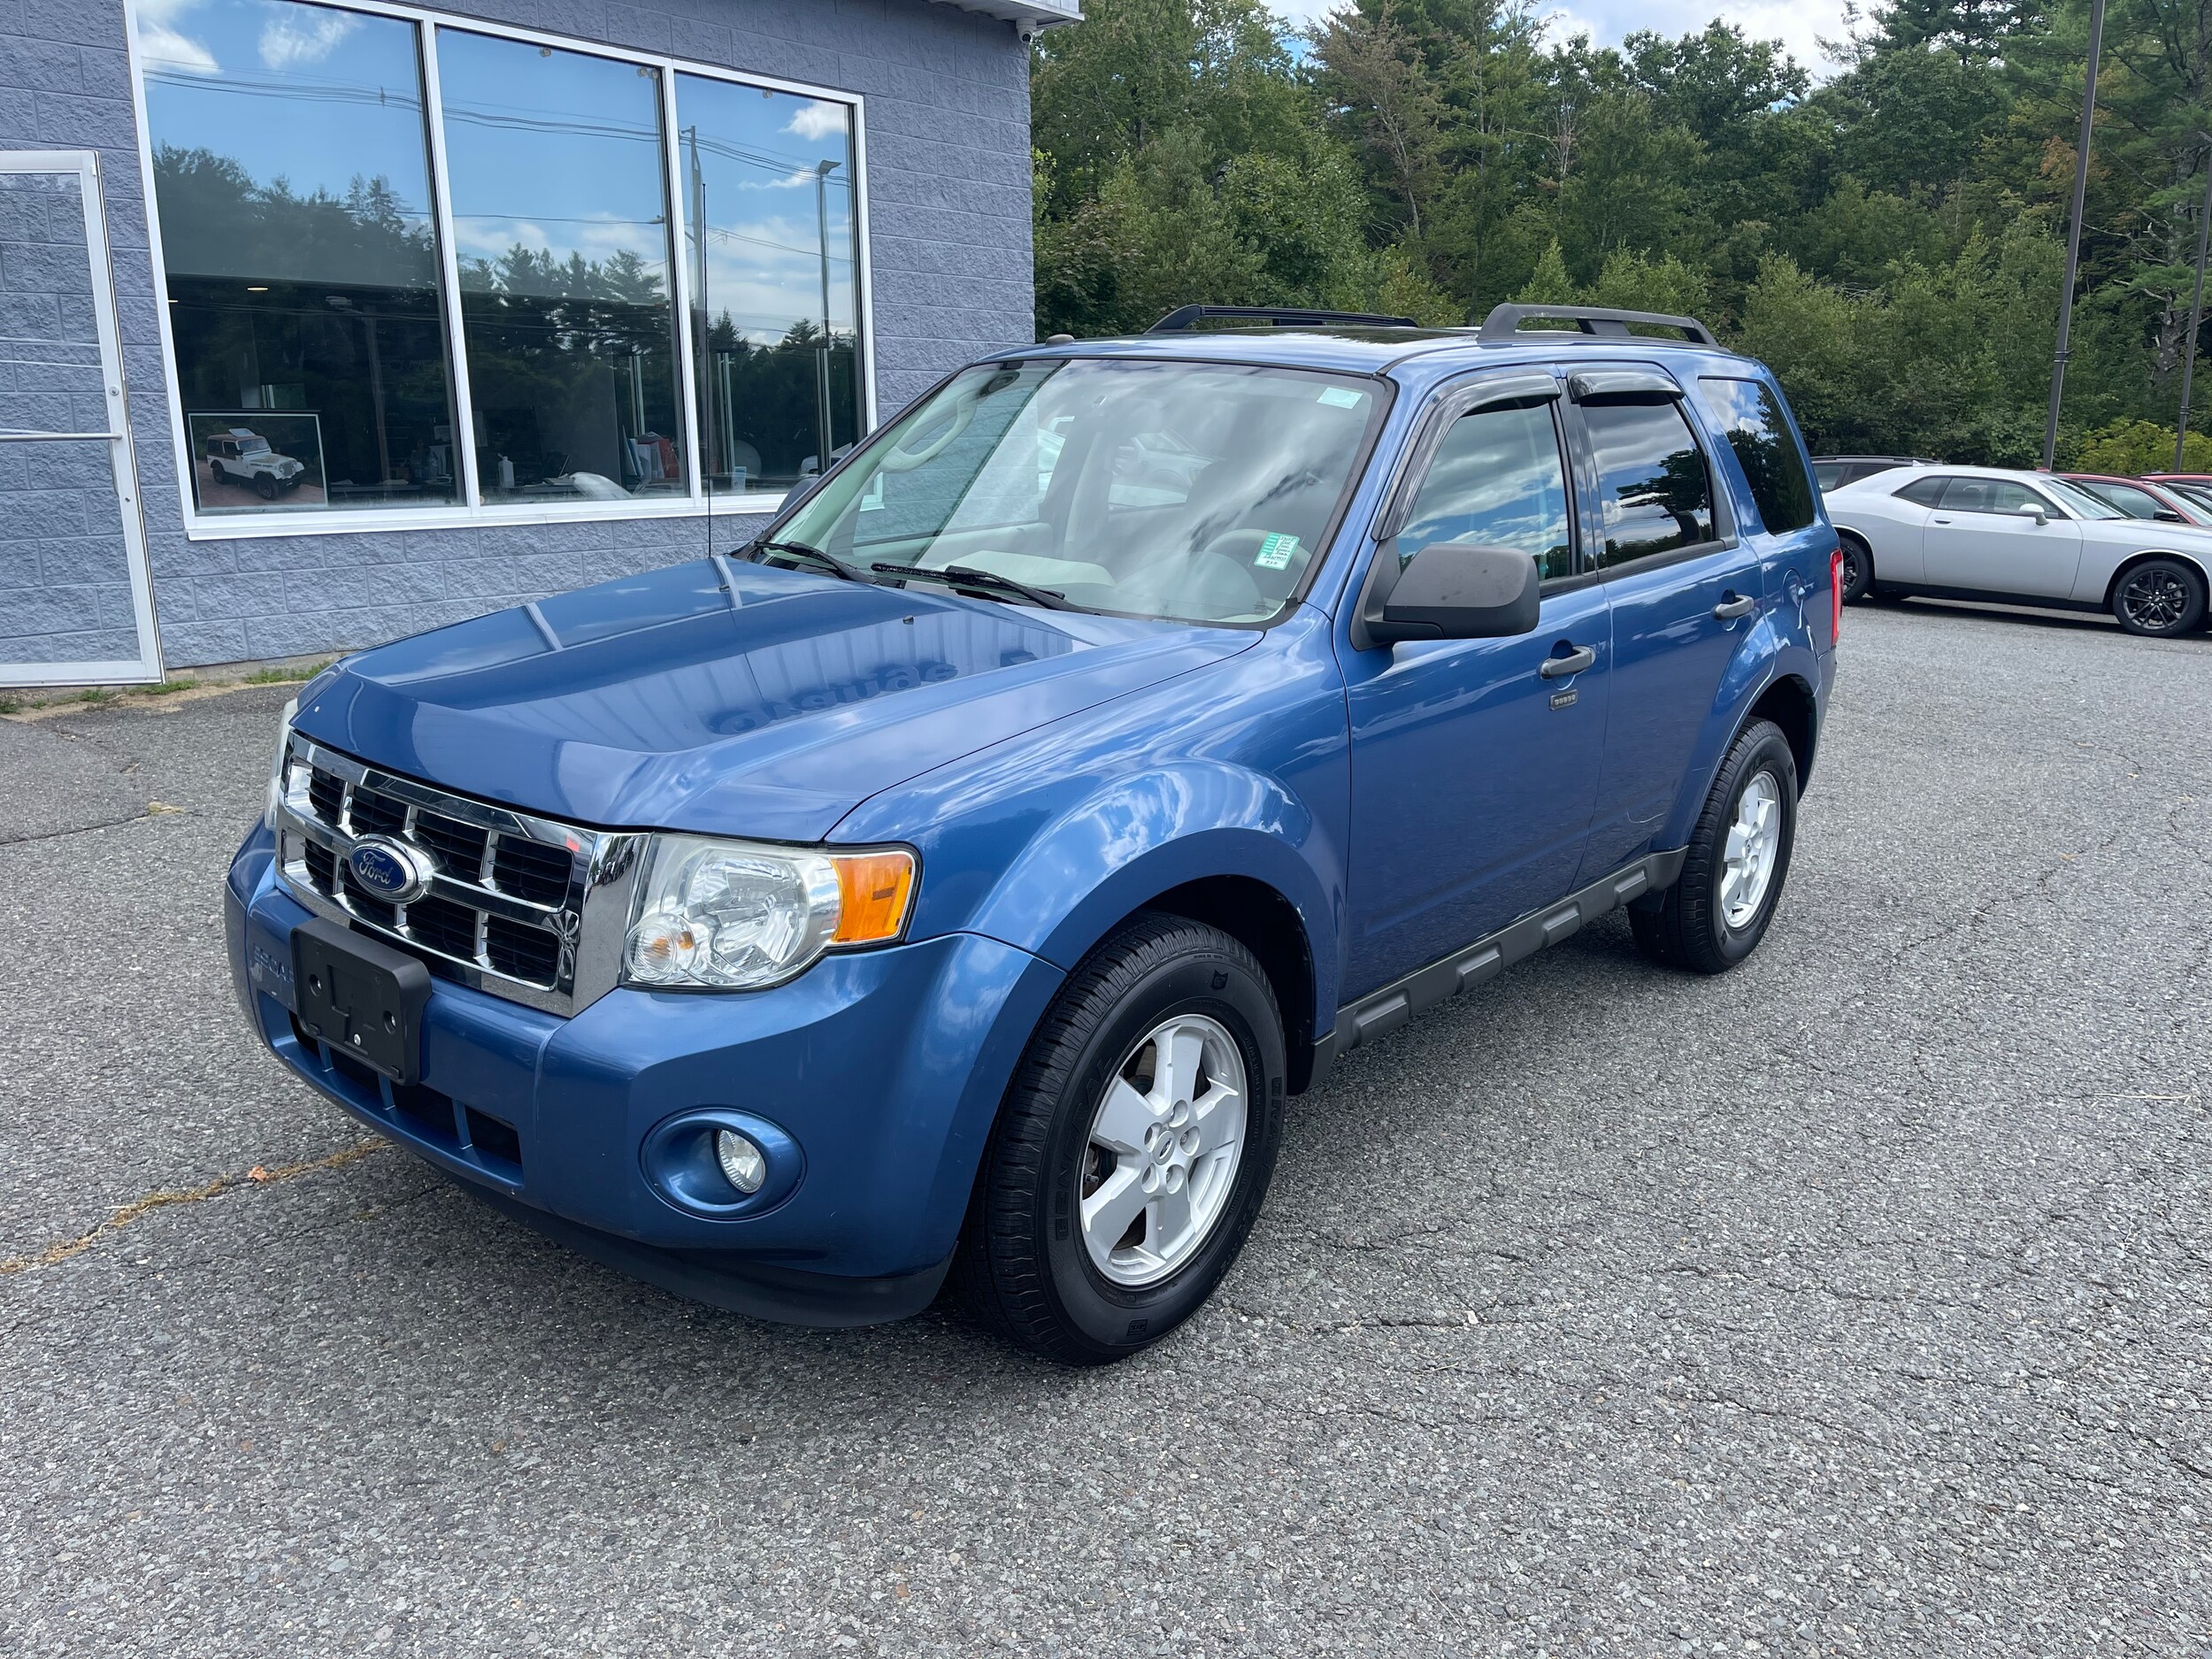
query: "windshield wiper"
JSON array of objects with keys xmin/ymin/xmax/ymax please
[
  {"xmin": 748, "ymin": 539, "xmax": 866, "ymax": 582},
  {"xmin": 871, "ymin": 562, "xmax": 1074, "ymax": 611}
]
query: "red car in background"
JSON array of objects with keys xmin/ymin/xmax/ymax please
[{"xmin": 2063, "ymin": 473, "xmax": 2212, "ymax": 526}]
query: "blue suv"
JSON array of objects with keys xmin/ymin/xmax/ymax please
[{"xmin": 224, "ymin": 303, "xmax": 1840, "ymax": 1363}]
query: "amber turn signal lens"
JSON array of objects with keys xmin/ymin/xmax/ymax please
[{"xmin": 830, "ymin": 849, "xmax": 917, "ymax": 945}]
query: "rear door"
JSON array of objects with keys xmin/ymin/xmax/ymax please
[
  {"xmin": 1565, "ymin": 366, "xmax": 1761, "ymax": 878},
  {"xmin": 1923, "ymin": 478, "xmax": 2083, "ymax": 598}
]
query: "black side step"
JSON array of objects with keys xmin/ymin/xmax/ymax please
[{"xmin": 1327, "ymin": 848, "xmax": 1687, "ymax": 1064}]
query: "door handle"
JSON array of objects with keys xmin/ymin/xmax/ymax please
[
  {"xmin": 1932, "ymin": 515, "xmax": 1952, "ymax": 523},
  {"xmin": 1539, "ymin": 645, "xmax": 1595, "ymax": 679},
  {"xmin": 1713, "ymin": 592, "xmax": 1756, "ymax": 620}
]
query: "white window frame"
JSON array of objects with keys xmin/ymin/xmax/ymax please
[{"xmin": 122, "ymin": 0, "xmax": 877, "ymax": 541}]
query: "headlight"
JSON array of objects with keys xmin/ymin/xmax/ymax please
[
  {"xmin": 264, "ymin": 696, "xmax": 298, "ymax": 828},
  {"xmin": 622, "ymin": 834, "xmax": 917, "ymax": 991}
]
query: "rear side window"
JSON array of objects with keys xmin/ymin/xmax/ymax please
[
  {"xmin": 1939, "ymin": 477, "xmax": 2042, "ymax": 515},
  {"xmin": 1695, "ymin": 377, "xmax": 1816, "ymax": 534},
  {"xmin": 1399, "ymin": 401, "xmax": 1574, "ymax": 581},
  {"xmin": 1893, "ymin": 475, "xmax": 1949, "ymax": 506},
  {"xmin": 1581, "ymin": 401, "xmax": 1715, "ymax": 566}
]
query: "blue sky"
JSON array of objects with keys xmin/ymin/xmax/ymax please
[{"xmin": 1280, "ymin": 0, "xmax": 1855, "ymax": 73}]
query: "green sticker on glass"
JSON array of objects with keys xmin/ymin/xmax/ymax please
[
  {"xmin": 1254, "ymin": 532, "xmax": 1301, "ymax": 571},
  {"xmin": 1317, "ymin": 386, "xmax": 1363, "ymax": 410}
]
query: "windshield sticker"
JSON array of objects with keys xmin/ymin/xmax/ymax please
[
  {"xmin": 1254, "ymin": 533, "xmax": 1301, "ymax": 571},
  {"xmin": 1317, "ymin": 386, "xmax": 1364, "ymax": 410}
]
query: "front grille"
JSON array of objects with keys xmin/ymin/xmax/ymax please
[
  {"xmin": 493, "ymin": 837, "xmax": 572, "ymax": 906},
  {"xmin": 273, "ymin": 735, "xmax": 638, "ymax": 1015}
]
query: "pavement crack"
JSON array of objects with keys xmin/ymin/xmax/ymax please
[
  {"xmin": 0, "ymin": 810, "xmax": 166, "ymax": 849},
  {"xmin": 0, "ymin": 1139, "xmax": 387, "ymax": 1279}
]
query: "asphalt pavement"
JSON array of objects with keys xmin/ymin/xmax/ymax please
[{"xmin": 2, "ymin": 600, "xmax": 2208, "ymax": 1657}]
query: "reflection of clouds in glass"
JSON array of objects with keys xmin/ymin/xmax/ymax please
[
  {"xmin": 455, "ymin": 212, "xmax": 667, "ymax": 271},
  {"xmin": 134, "ymin": 0, "xmax": 219, "ymax": 73},
  {"xmin": 697, "ymin": 210, "xmax": 854, "ymax": 342},
  {"xmin": 259, "ymin": 5, "xmax": 357, "ymax": 69},
  {"xmin": 783, "ymin": 100, "xmax": 847, "ymax": 142}
]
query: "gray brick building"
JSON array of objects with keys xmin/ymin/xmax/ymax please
[{"xmin": 0, "ymin": 0, "xmax": 1071, "ymax": 685}]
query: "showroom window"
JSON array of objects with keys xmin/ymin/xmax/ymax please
[{"xmin": 134, "ymin": 0, "xmax": 869, "ymax": 532}]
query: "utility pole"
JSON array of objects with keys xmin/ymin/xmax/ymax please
[
  {"xmin": 2177, "ymin": 137, "xmax": 2212, "ymax": 471},
  {"xmin": 2041, "ymin": 0, "xmax": 2106, "ymax": 472}
]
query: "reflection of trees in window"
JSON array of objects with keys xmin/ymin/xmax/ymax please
[
  {"xmin": 1611, "ymin": 445, "xmax": 1711, "ymax": 555},
  {"xmin": 697, "ymin": 311, "xmax": 860, "ymax": 491},
  {"xmin": 457, "ymin": 245, "xmax": 685, "ymax": 494},
  {"xmin": 154, "ymin": 144, "xmax": 457, "ymax": 508}
]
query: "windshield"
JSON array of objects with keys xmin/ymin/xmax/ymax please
[
  {"xmin": 768, "ymin": 357, "xmax": 1387, "ymax": 624},
  {"xmin": 2168, "ymin": 481, "xmax": 2212, "ymax": 516},
  {"xmin": 2039, "ymin": 477, "xmax": 2122, "ymax": 519}
]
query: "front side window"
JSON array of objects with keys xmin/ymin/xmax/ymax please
[
  {"xmin": 1581, "ymin": 400, "xmax": 1715, "ymax": 565},
  {"xmin": 1398, "ymin": 400, "xmax": 1572, "ymax": 581},
  {"xmin": 773, "ymin": 358, "xmax": 1386, "ymax": 625},
  {"xmin": 142, "ymin": 0, "xmax": 459, "ymax": 515},
  {"xmin": 438, "ymin": 30, "xmax": 686, "ymax": 503},
  {"xmin": 1694, "ymin": 377, "xmax": 1816, "ymax": 534},
  {"xmin": 675, "ymin": 75, "xmax": 864, "ymax": 503}
]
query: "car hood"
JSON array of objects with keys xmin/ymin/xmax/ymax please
[{"xmin": 291, "ymin": 558, "xmax": 1256, "ymax": 842}]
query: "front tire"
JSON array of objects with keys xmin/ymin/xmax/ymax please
[
  {"xmin": 2112, "ymin": 558, "xmax": 2208, "ymax": 637},
  {"xmin": 1631, "ymin": 718, "xmax": 1799, "ymax": 974},
  {"xmin": 953, "ymin": 912, "xmax": 1286, "ymax": 1364}
]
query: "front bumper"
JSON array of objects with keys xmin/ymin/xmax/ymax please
[{"xmin": 224, "ymin": 824, "xmax": 1064, "ymax": 1325}]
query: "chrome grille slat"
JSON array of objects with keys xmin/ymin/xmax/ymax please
[{"xmin": 273, "ymin": 734, "xmax": 644, "ymax": 1017}]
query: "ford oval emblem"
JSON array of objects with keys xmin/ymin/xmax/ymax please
[{"xmin": 348, "ymin": 837, "xmax": 434, "ymax": 904}]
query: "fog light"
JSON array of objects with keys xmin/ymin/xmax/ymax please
[{"xmin": 715, "ymin": 1129, "xmax": 766, "ymax": 1194}]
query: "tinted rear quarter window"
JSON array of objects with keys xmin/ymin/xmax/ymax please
[
  {"xmin": 1893, "ymin": 476, "xmax": 1949, "ymax": 507},
  {"xmin": 1581, "ymin": 400, "xmax": 1714, "ymax": 565},
  {"xmin": 1695, "ymin": 377, "xmax": 1816, "ymax": 534}
]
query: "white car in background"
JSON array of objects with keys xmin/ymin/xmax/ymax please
[{"xmin": 1825, "ymin": 464, "xmax": 2212, "ymax": 637}]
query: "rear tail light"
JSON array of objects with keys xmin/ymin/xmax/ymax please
[{"xmin": 1829, "ymin": 546, "xmax": 1845, "ymax": 645}]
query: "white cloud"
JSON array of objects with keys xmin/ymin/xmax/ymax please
[
  {"xmin": 133, "ymin": 0, "xmax": 219, "ymax": 74},
  {"xmin": 783, "ymin": 100, "xmax": 849, "ymax": 142},
  {"xmin": 258, "ymin": 8, "xmax": 360, "ymax": 71}
]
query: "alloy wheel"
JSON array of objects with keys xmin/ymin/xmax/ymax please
[
  {"xmin": 2118, "ymin": 567, "xmax": 2190, "ymax": 633},
  {"xmin": 1078, "ymin": 1013, "xmax": 1247, "ymax": 1288},
  {"xmin": 1719, "ymin": 769, "xmax": 1782, "ymax": 930}
]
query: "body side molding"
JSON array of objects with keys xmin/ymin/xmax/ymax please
[{"xmin": 1326, "ymin": 848, "xmax": 1689, "ymax": 1064}]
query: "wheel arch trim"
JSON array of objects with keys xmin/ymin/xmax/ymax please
[{"xmin": 2101, "ymin": 546, "xmax": 2212, "ymax": 610}]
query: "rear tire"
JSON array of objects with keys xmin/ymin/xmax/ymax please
[
  {"xmin": 1631, "ymin": 718, "xmax": 1799, "ymax": 975},
  {"xmin": 2111, "ymin": 557, "xmax": 2208, "ymax": 637},
  {"xmin": 952, "ymin": 912, "xmax": 1285, "ymax": 1364}
]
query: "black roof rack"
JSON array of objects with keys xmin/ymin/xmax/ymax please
[
  {"xmin": 1148, "ymin": 304, "xmax": 1422, "ymax": 333},
  {"xmin": 1477, "ymin": 303, "xmax": 1717, "ymax": 346}
]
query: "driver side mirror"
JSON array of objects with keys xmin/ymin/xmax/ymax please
[
  {"xmin": 2155, "ymin": 508, "xmax": 2185, "ymax": 523},
  {"xmin": 2015, "ymin": 503, "xmax": 2048, "ymax": 526},
  {"xmin": 1356, "ymin": 540, "xmax": 1542, "ymax": 649}
]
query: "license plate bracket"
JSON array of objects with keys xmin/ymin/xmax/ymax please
[{"xmin": 292, "ymin": 916, "xmax": 431, "ymax": 1086}]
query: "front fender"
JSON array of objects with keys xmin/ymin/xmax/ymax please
[
  {"xmin": 1657, "ymin": 619, "xmax": 1823, "ymax": 850},
  {"xmin": 964, "ymin": 767, "xmax": 1340, "ymax": 1017}
]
